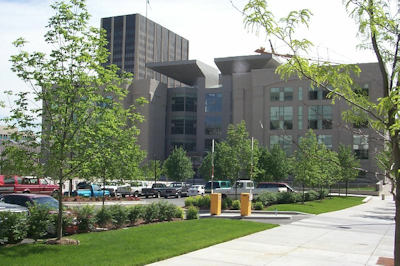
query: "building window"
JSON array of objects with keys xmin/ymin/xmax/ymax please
[
  {"xmin": 309, "ymin": 87, "xmax": 330, "ymax": 100},
  {"xmin": 171, "ymin": 138, "xmax": 196, "ymax": 152},
  {"xmin": 205, "ymin": 93, "xmax": 222, "ymax": 112},
  {"xmin": 298, "ymin": 106, "xmax": 303, "ymax": 130},
  {"xmin": 355, "ymin": 83, "xmax": 369, "ymax": 97},
  {"xmin": 172, "ymin": 93, "xmax": 197, "ymax": 112},
  {"xmin": 317, "ymin": 135, "xmax": 333, "ymax": 149},
  {"xmin": 270, "ymin": 135, "xmax": 293, "ymax": 155},
  {"xmin": 171, "ymin": 116, "xmax": 197, "ymax": 135},
  {"xmin": 353, "ymin": 135, "xmax": 369, "ymax": 159},
  {"xmin": 270, "ymin": 87, "xmax": 293, "ymax": 102},
  {"xmin": 298, "ymin": 87, "xmax": 303, "ymax": 101},
  {"xmin": 172, "ymin": 93, "xmax": 185, "ymax": 111},
  {"xmin": 205, "ymin": 116, "xmax": 222, "ymax": 135},
  {"xmin": 270, "ymin": 106, "xmax": 293, "ymax": 130},
  {"xmin": 308, "ymin": 105, "xmax": 332, "ymax": 129}
]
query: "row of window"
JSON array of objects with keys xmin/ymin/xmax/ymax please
[
  {"xmin": 269, "ymin": 134, "xmax": 369, "ymax": 159},
  {"xmin": 269, "ymin": 105, "xmax": 332, "ymax": 130},
  {"xmin": 170, "ymin": 134, "xmax": 368, "ymax": 160},
  {"xmin": 171, "ymin": 116, "xmax": 222, "ymax": 136},
  {"xmin": 270, "ymin": 85, "xmax": 369, "ymax": 102}
]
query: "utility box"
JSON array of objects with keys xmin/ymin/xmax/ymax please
[
  {"xmin": 241, "ymin": 193, "xmax": 252, "ymax": 216},
  {"xmin": 210, "ymin": 193, "xmax": 221, "ymax": 215}
]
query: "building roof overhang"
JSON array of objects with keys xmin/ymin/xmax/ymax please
[
  {"xmin": 214, "ymin": 54, "xmax": 281, "ymax": 75},
  {"xmin": 146, "ymin": 60, "xmax": 219, "ymax": 87}
]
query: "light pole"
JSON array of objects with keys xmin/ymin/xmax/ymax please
[
  {"xmin": 153, "ymin": 155, "xmax": 157, "ymax": 185},
  {"xmin": 192, "ymin": 156, "xmax": 197, "ymax": 185}
]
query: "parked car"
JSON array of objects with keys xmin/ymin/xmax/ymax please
[
  {"xmin": 160, "ymin": 182, "xmax": 190, "ymax": 198},
  {"xmin": 188, "ymin": 185, "xmax": 205, "ymax": 196},
  {"xmin": 214, "ymin": 180, "xmax": 295, "ymax": 199},
  {"xmin": 205, "ymin": 180, "xmax": 231, "ymax": 194},
  {"xmin": 2, "ymin": 193, "xmax": 77, "ymax": 234},
  {"xmin": 0, "ymin": 175, "xmax": 59, "ymax": 197},
  {"xmin": 0, "ymin": 201, "xmax": 28, "ymax": 213},
  {"xmin": 2, "ymin": 193, "xmax": 59, "ymax": 209},
  {"xmin": 129, "ymin": 180, "xmax": 149, "ymax": 197},
  {"xmin": 142, "ymin": 183, "xmax": 167, "ymax": 198},
  {"xmin": 74, "ymin": 183, "xmax": 110, "ymax": 198},
  {"xmin": 102, "ymin": 181, "xmax": 131, "ymax": 197}
]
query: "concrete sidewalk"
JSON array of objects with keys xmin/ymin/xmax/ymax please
[{"xmin": 149, "ymin": 187, "xmax": 395, "ymax": 266}]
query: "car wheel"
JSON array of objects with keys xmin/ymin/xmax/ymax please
[
  {"xmin": 177, "ymin": 192, "xmax": 181, "ymax": 198},
  {"xmin": 157, "ymin": 192, "xmax": 161, "ymax": 198},
  {"xmin": 134, "ymin": 191, "xmax": 139, "ymax": 197},
  {"xmin": 145, "ymin": 195, "xmax": 149, "ymax": 198}
]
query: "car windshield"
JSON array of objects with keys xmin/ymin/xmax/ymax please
[
  {"xmin": 170, "ymin": 183, "xmax": 182, "ymax": 188},
  {"xmin": 32, "ymin": 197, "xmax": 59, "ymax": 209},
  {"xmin": 191, "ymin": 185, "xmax": 200, "ymax": 189}
]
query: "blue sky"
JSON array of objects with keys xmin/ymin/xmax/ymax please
[{"xmin": 0, "ymin": 0, "xmax": 377, "ymax": 120}]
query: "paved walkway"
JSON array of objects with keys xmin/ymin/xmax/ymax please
[{"xmin": 150, "ymin": 186, "xmax": 395, "ymax": 266}]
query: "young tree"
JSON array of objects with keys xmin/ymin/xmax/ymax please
[
  {"xmin": 0, "ymin": 145, "xmax": 42, "ymax": 177},
  {"xmin": 293, "ymin": 130, "xmax": 321, "ymax": 202},
  {"xmin": 140, "ymin": 160, "xmax": 163, "ymax": 181},
  {"xmin": 338, "ymin": 144, "xmax": 361, "ymax": 196},
  {"xmin": 6, "ymin": 0, "xmax": 141, "ymax": 240},
  {"xmin": 163, "ymin": 147, "xmax": 194, "ymax": 181},
  {"xmin": 244, "ymin": 1, "xmax": 400, "ymax": 262}
]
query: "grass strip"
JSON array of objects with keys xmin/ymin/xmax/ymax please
[
  {"xmin": 0, "ymin": 219, "xmax": 277, "ymax": 266},
  {"xmin": 266, "ymin": 196, "xmax": 365, "ymax": 214}
]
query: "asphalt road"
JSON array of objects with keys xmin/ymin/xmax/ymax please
[{"xmin": 139, "ymin": 195, "xmax": 186, "ymax": 207}]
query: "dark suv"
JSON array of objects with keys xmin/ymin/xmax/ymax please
[{"xmin": 3, "ymin": 193, "xmax": 59, "ymax": 209}]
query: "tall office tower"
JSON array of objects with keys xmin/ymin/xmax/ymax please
[{"xmin": 101, "ymin": 14, "xmax": 189, "ymax": 87}]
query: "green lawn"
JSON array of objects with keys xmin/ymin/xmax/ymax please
[
  {"xmin": 0, "ymin": 219, "xmax": 276, "ymax": 266},
  {"xmin": 265, "ymin": 196, "xmax": 365, "ymax": 214}
]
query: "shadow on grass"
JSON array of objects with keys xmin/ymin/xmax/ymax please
[{"xmin": 0, "ymin": 243, "xmax": 61, "ymax": 258}]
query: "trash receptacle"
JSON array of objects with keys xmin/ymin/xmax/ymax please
[
  {"xmin": 210, "ymin": 193, "xmax": 221, "ymax": 215},
  {"xmin": 240, "ymin": 193, "xmax": 252, "ymax": 216},
  {"xmin": 381, "ymin": 193, "xmax": 385, "ymax": 200}
]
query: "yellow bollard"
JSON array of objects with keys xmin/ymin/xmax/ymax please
[
  {"xmin": 240, "ymin": 193, "xmax": 252, "ymax": 216},
  {"xmin": 210, "ymin": 193, "xmax": 221, "ymax": 215}
]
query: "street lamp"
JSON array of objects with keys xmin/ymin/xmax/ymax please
[
  {"xmin": 192, "ymin": 156, "xmax": 197, "ymax": 185},
  {"xmin": 153, "ymin": 155, "xmax": 157, "ymax": 185}
]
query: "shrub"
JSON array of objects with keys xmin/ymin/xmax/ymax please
[
  {"xmin": 184, "ymin": 197, "xmax": 196, "ymax": 207},
  {"xmin": 318, "ymin": 189, "xmax": 329, "ymax": 199},
  {"xmin": 0, "ymin": 211, "xmax": 29, "ymax": 244},
  {"xmin": 157, "ymin": 201, "xmax": 169, "ymax": 221},
  {"xmin": 96, "ymin": 207, "xmax": 112, "ymax": 228},
  {"xmin": 174, "ymin": 207, "xmax": 184, "ymax": 219},
  {"xmin": 276, "ymin": 192, "xmax": 300, "ymax": 204},
  {"xmin": 143, "ymin": 203, "xmax": 160, "ymax": 223},
  {"xmin": 186, "ymin": 206, "xmax": 199, "ymax": 220},
  {"xmin": 305, "ymin": 190, "xmax": 319, "ymax": 202},
  {"xmin": 27, "ymin": 203, "xmax": 52, "ymax": 241},
  {"xmin": 163, "ymin": 203, "xmax": 177, "ymax": 221},
  {"xmin": 253, "ymin": 201, "xmax": 264, "ymax": 210},
  {"xmin": 256, "ymin": 192, "xmax": 278, "ymax": 206},
  {"xmin": 197, "ymin": 195, "xmax": 211, "ymax": 208},
  {"xmin": 225, "ymin": 197, "xmax": 233, "ymax": 208},
  {"xmin": 75, "ymin": 205, "xmax": 96, "ymax": 232},
  {"xmin": 221, "ymin": 199, "xmax": 228, "ymax": 210},
  {"xmin": 231, "ymin": 200, "xmax": 241, "ymax": 210},
  {"xmin": 127, "ymin": 205, "xmax": 144, "ymax": 225},
  {"xmin": 110, "ymin": 205, "xmax": 128, "ymax": 228}
]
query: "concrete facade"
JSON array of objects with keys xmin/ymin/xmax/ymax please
[{"xmin": 144, "ymin": 54, "xmax": 384, "ymax": 182}]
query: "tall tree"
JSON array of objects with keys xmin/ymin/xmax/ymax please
[
  {"xmin": 338, "ymin": 144, "xmax": 361, "ymax": 196},
  {"xmin": 163, "ymin": 147, "xmax": 194, "ymax": 181},
  {"xmin": 244, "ymin": 1, "xmax": 400, "ymax": 262},
  {"xmin": 6, "ymin": 0, "xmax": 142, "ymax": 240}
]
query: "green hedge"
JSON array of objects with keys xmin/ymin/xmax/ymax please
[{"xmin": 256, "ymin": 189, "xmax": 329, "ymax": 207}]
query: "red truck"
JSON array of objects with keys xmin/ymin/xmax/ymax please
[{"xmin": 0, "ymin": 175, "xmax": 59, "ymax": 197}]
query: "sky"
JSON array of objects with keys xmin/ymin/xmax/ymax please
[{"xmin": 0, "ymin": 0, "xmax": 378, "ymax": 119}]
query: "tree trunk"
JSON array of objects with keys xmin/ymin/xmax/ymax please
[
  {"xmin": 302, "ymin": 182, "xmax": 305, "ymax": 204},
  {"xmin": 346, "ymin": 180, "xmax": 348, "ymax": 197},
  {"xmin": 57, "ymin": 169, "xmax": 63, "ymax": 240},
  {"xmin": 102, "ymin": 175, "xmax": 106, "ymax": 207},
  {"xmin": 395, "ymin": 185, "xmax": 399, "ymax": 266}
]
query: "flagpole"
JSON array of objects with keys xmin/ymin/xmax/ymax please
[{"xmin": 211, "ymin": 139, "xmax": 214, "ymax": 194}]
